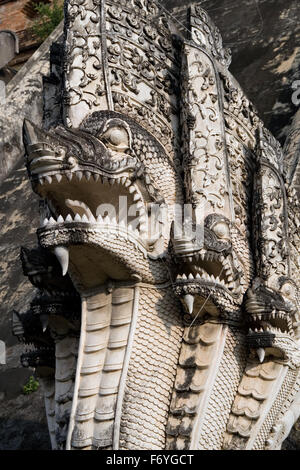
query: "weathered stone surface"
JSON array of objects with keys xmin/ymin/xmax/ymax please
[{"xmin": 0, "ymin": 0, "xmax": 299, "ymax": 451}]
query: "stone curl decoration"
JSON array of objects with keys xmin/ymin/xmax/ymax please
[{"xmin": 14, "ymin": 0, "xmax": 299, "ymax": 450}]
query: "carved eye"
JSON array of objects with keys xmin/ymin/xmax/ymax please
[
  {"xmin": 102, "ymin": 126, "xmax": 129, "ymax": 152},
  {"xmin": 281, "ymin": 282, "xmax": 296, "ymax": 301},
  {"xmin": 212, "ymin": 222, "xmax": 230, "ymax": 240}
]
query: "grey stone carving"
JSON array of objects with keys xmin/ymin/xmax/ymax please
[{"xmin": 15, "ymin": 1, "xmax": 299, "ymax": 450}]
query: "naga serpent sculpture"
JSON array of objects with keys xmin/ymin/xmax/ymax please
[{"xmin": 13, "ymin": 0, "xmax": 300, "ymax": 450}]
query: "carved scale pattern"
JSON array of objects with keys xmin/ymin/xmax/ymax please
[
  {"xmin": 166, "ymin": 324, "xmax": 246, "ymax": 450},
  {"xmin": 253, "ymin": 367, "xmax": 298, "ymax": 449},
  {"xmin": 119, "ymin": 285, "xmax": 183, "ymax": 449},
  {"xmin": 266, "ymin": 373, "xmax": 300, "ymax": 449},
  {"xmin": 167, "ymin": 322, "xmax": 225, "ymax": 450},
  {"xmin": 197, "ymin": 326, "xmax": 246, "ymax": 449}
]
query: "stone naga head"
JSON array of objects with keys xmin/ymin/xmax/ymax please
[
  {"xmin": 246, "ymin": 277, "xmax": 300, "ymax": 366},
  {"xmin": 23, "ymin": 110, "xmax": 183, "ymax": 288}
]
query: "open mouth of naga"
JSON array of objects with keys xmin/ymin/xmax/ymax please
[
  {"xmin": 27, "ymin": 145, "xmax": 169, "ymax": 286},
  {"xmin": 175, "ymin": 252, "xmax": 239, "ymax": 292},
  {"xmin": 173, "ymin": 252, "xmax": 244, "ymax": 317},
  {"xmin": 247, "ymin": 296, "xmax": 296, "ymax": 337}
]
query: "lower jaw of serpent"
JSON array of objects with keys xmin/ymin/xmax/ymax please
[{"xmin": 37, "ymin": 224, "xmax": 170, "ymax": 288}]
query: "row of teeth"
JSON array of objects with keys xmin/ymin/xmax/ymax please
[
  {"xmin": 41, "ymin": 213, "xmax": 147, "ymax": 237},
  {"xmin": 36, "ymin": 172, "xmax": 133, "ymax": 186},
  {"xmin": 182, "ymin": 253, "xmax": 235, "ymax": 284},
  {"xmin": 183, "ymin": 253, "xmax": 225, "ymax": 263},
  {"xmin": 249, "ymin": 327, "xmax": 290, "ymax": 334},
  {"xmin": 251, "ymin": 312, "xmax": 287, "ymax": 321},
  {"xmin": 176, "ymin": 272, "xmax": 237, "ymax": 290},
  {"xmin": 35, "ymin": 289, "xmax": 73, "ymax": 298}
]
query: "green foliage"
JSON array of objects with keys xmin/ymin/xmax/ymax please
[
  {"xmin": 32, "ymin": 0, "xmax": 64, "ymax": 41},
  {"xmin": 23, "ymin": 375, "xmax": 39, "ymax": 395}
]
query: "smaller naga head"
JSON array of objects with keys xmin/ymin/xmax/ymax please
[
  {"xmin": 172, "ymin": 213, "xmax": 251, "ymax": 320},
  {"xmin": 12, "ymin": 308, "xmax": 55, "ymax": 374},
  {"xmin": 246, "ymin": 277, "xmax": 300, "ymax": 365},
  {"xmin": 20, "ymin": 246, "xmax": 76, "ymax": 294}
]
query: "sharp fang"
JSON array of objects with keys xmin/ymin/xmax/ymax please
[
  {"xmin": 40, "ymin": 315, "xmax": 49, "ymax": 333},
  {"xmin": 183, "ymin": 294, "xmax": 194, "ymax": 315},
  {"xmin": 54, "ymin": 246, "xmax": 69, "ymax": 276},
  {"xmin": 66, "ymin": 199, "xmax": 94, "ymax": 219},
  {"xmin": 45, "ymin": 176, "xmax": 52, "ymax": 184},
  {"xmin": 256, "ymin": 348, "xmax": 265, "ymax": 363},
  {"xmin": 133, "ymin": 193, "xmax": 141, "ymax": 201}
]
